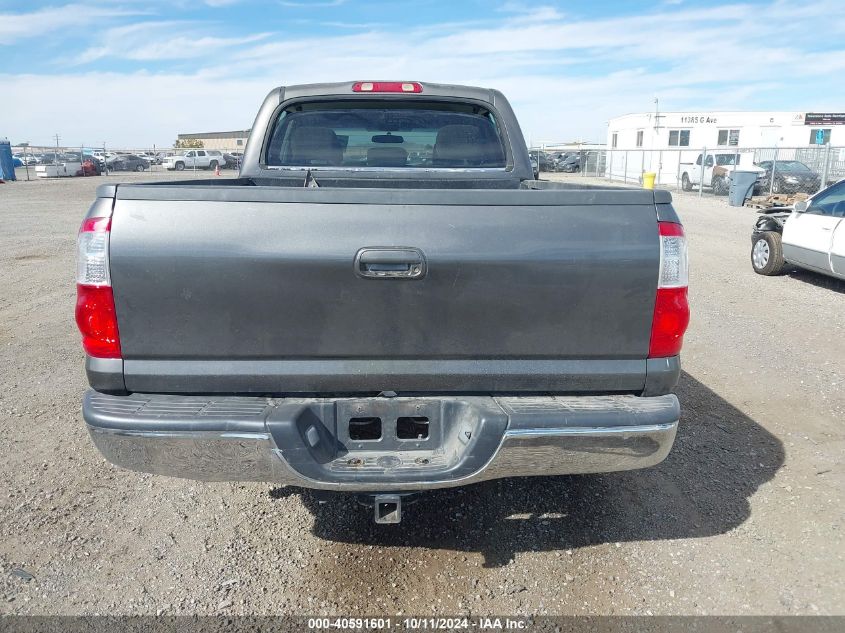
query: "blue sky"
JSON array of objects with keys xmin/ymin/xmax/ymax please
[{"xmin": 2, "ymin": 0, "xmax": 845, "ymax": 147}]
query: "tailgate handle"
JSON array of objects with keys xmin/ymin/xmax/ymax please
[{"xmin": 355, "ymin": 248, "xmax": 426, "ymax": 279}]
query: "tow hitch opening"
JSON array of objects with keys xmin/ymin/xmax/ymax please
[{"xmin": 374, "ymin": 495, "xmax": 402, "ymax": 524}]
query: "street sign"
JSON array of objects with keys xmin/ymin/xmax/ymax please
[{"xmin": 804, "ymin": 113, "xmax": 845, "ymax": 125}]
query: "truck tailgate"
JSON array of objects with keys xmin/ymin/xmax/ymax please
[{"xmin": 108, "ymin": 186, "xmax": 660, "ymax": 394}]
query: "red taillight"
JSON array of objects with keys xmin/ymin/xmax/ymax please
[
  {"xmin": 76, "ymin": 215, "xmax": 121, "ymax": 358},
  {"xmin": 649, "ymin": 287, "xmax": 689, "ymax": 358},
  {"xmin": 76, "ymin": 285, "xmax": 121, "ymax": 358},
  {"xmin": 352, "ymin": 81, "xmax": 423, "ymax": 93},
  {"xmin": 648, "ymin": 222, "xmax": 690, "ymax": 358},
  {"xmin": 80, "ymin": 216, "xmax": 111, "ymax": 233},
  {"xmin": 657, "ymin": 221, "xmax": 684, "ymax": 238}
]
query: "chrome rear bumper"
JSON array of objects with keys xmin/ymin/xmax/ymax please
[{"xmin": 84, "ymin": 391, "xmax": 678, "ymax": 492}]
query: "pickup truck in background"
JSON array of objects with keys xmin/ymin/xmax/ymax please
[
  {"xmin": 681, "ymin": 151, "xmax": 765, "ymax": 195},
  {"xmin": 163, "ymin": 149, "xmax": 225, "ymax": 171},
  {"xmin": 76, "ymin": 81, "xmax": 690, "ymax": 523}
]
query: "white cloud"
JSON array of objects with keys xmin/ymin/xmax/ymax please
[
  {"xmin": 0, "ymin": 4, "xmax": 148, "ymax": 43},
  {"xmin": 77, "ymin": 21, "xmax": 272, "ymax": 63}
]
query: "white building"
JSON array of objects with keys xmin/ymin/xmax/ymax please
[
  {"xmin": 608, "ymin": 111, "xmax": 845, "ymax": 150},
  {"xmin": 605, "ymin": 111, "xmax": 845, "ymax": 186}
]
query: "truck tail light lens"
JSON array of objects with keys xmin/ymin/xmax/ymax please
[
  {"xmin": 352, "ymin": 81, "xmax": 423, "ymax": 93},
  {"xmin": 77, "ymin": 217, "xmax": 111, "ymax": 285},
  {"xmin": 76, "ymin": 285, "xmax": 121, "ymax": 358},
  {"xmin": 75, "ymin": 216, "xmax": 121, "ymax": 358},
  {"xmin": 649, "ymin": 222, "xmax": 690, "ymax": 358}
]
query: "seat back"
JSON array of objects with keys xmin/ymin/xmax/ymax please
[
  {"xmin": 432, "ymin": 124, "xmax": 503, "ymax": 167},
  {"xmin": 286, "ymin": 126, "xmax": 343, "ymax": 166},
  {"xmin": 367, "ymin": 146, "xmax": 408, "ymax": 167}
]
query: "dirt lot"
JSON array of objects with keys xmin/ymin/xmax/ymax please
[{"xmin": 0, "ymin": 169, "xmax": 842, "ymax": 616}]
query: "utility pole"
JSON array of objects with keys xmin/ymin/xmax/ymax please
[
  {"xmin": 53, "ymin": 133, "xmax": 60, "ymax": 165},
  {"xmin": 653, "ymin": 97, "xmax": 664, "ymax": 132},
  {"xmin": 21, "ymin": 142, "xmax": 30, "ymax": 181}
]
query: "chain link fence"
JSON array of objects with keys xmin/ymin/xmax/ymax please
[
  {"xmin": 533, "ymin": 146, "xmax": 845, "ymax": 198},
  {"xmin": 12, "ymin": 145, "xmax": 245, "ymax": 175},
  {"xmin": 19, "ymin": 141, "xmax": 845, "ymax": 192}
]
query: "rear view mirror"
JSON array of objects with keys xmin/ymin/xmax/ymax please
[
  {"xmin": 372, "ymin": 134, "xmax": 404, "ymax": 144},
  {"xmin": 793, "ymin": 200, "xmax": 808, "ymax": 213}
]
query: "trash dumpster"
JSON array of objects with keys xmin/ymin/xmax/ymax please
[
  {"xmin": 728, "ymin": 171, "xmax": 758, "ymax": 207},
  {"xmin": 0, "ymin": 139, "xmax": 17, "ymax": 181}
]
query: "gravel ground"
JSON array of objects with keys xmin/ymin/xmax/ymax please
[{"xmin": 0, "ymin": 169, "xmax": 842, "ymax": 616}]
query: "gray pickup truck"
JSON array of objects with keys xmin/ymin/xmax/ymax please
[{"xmin": 76, "ymin": 81, "xmax": 689, "ymax": 523}]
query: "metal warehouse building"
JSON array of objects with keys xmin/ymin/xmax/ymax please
[
  {"xmin": 176, "ymin": 130, "xmax": 250, "ymax": 151},
  {"xmin": 604, "ymin": 111, "xmax": 845, "ymax": 186}
]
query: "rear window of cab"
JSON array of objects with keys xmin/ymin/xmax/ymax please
[{"xmin": 265, "ymin": 100, "xmax": 506, "ymax": 169}]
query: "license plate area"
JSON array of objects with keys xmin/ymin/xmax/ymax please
[
  {"xmin": 337, "ymin": 399, "xmax": 441, "ymax": 452},
  {"xmin": 265, "ymin": 396, "xmax": 508, "ymax": 484}
]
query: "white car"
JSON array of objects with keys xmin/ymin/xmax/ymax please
[
  {"xmin": 163, "ymin": 149, "xmax": 225, "ymax": 171},
  {"xmin": 681, "ymin": 152, "xmax": 765, "ymax": 195},
  {"xmin": 751, "ymin": 179, "xmax": 845, "ymax": 280}
]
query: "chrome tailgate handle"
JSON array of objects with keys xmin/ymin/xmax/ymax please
[{"xmin": 355, "ymin": 247, "xmax": 426, "ymax": 279}]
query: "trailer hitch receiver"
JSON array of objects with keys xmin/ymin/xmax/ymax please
[{"xmin": 374, "ymin": 495, "xmax": 402, "ymax": 524}]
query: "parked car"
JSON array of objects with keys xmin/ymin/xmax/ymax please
[
  {"xmin": 107, "ymin": 154, "xmax": 150, "ymax": 171},
  {"xmin": 163, "ymin": 149, "xmax": 225, "ymax": 171},
  {"xmin": 751, "ymin": 178, "xmax": 845, "ymax": 280},
  {"xmin": 555, "ymin": 153, "xmax": 583, "ymax": 173},
  {"xmin": 76, "ymin": 80, "xmax": 689, "ymax": 524},
  {"xmin": 222, "ymin": 153, "xmax": 241, "ymax": 169},
  {"xmin": 137, "ymin": 152, "xmax": 161, "ymax": 165},
  {"xmin": 681, "ymin": 152, "xmax": 765, "ymax": 195},
  {"xmin": 39, "ymin": 153, "xmax": 62, "ymax": 164},
  {"xmin": 60, "ymin": 152, "xmax": 104, "ymax": 175},
  {"xmin": 83, "ymin": 155, "xmax": 104, "ymax": 175},
  {"xmin": 755, "ymin": 160, "xmax": 822, "ymax": 195},
  {"xmin": 14, "ymin": 154, "xmax": 39, "ymax": 165},
  {"xmin": 78, "ymin": 158, "xmax": 102, "ymax": 177},
  {"xmin": 530, "ymin": 150, "xmax": 554, "ymax": 172}
]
